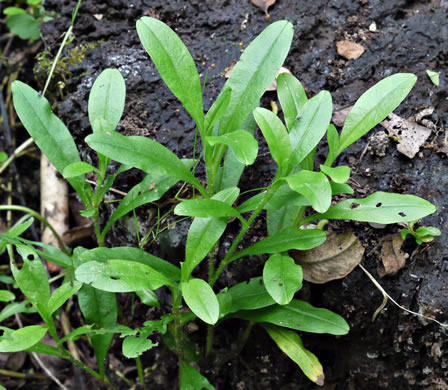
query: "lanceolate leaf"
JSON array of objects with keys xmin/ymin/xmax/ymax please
[
  {"xmin": 47, "ymin": 281, "xmax": 82, "ymax": 316},
  {"xmin": 180, "ymin": 362, "xmax": 215, "ymax": 390},
  {"xmin": 206, "ymin": 130, "xmax": 258, "ymax": 165},
  {"xmin": 63, "ymin": 161, "xmax": 98, "ymax": 178},
  {"xmin": 320, "ymin": 165, "xmax": 351, "ymax": 184},
  {"xmin": 75, "ymin": 260, "xmax": 174, "ymax": 292},
  {"xmin": 214, "ymin": 21, "xmax": 293, "ymax": 136},
  {"xmin": 286, "ymin": 171, "xmax": 332, "ymax": 213},
  {"xmin": 277, "ymin": 73, "xmax": 308, "ymax": 131},
  {"xmin": 263, "ymin": 324, "xmax": 324, "ymax": 385},
  {"xmin": 237, "ymin": 299, "xmax": 349, "ymax": 335},
  {"xmin": 0, "ymin": 326, "xmax": 47, "ymax": 353},
  {"xmin": 175, "ymin": 199, "xmax": 242, "ymax": 219},
  {"xmin": 288, "ymin": 91, "xmax": 332, "ymax": 171},
  {"xmin": 326, "ymin": 124, "xmax": 339, "ymax": 166},
  {"xmin": 307, "ymin": 192, "xmax": 436, "ymax": 224},
  {"xmin": 182, "ymin": 279, "xmax": 219, "ymax": 325},
  {"xmin": 205, "ymin": 88, "xmax": 232, "ymax": 134},
  {"xmin": 11, "ymin": 81, "xmax": 90, "ymax": 205},
  {"xmin": 88, "ymin": 68, "xmax": 126, "ymax": 133},
  {"xmin": 231, "ymin": 227, "xmax": 326, "ymax": 262},
  {"xmin": 253, "ymin": 107, "xmax": 290, "ymax": 171},
  {"xmin": 332, "ymin": 73, "xmax": 417, "ymax": 164},
  {"xmin": 263, "ymin": 255, "xmax": 303, "ymax": 305},
  {"xmin": 136, "ymin": 17, "xmax": 204, "ymax": 130},
  {"xmin": 185, "ymin": 187, "xmax": 240, "ymax": 277},
  {"xmin": 85, "ymin": 132, "xmax": 205, "ymax": 195}
]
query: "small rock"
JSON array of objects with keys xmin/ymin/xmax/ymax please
[{"xmin": 336, "ymin": 40, "xmax": 365, "ymax": 60}]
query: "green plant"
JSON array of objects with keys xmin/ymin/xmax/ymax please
[
  {"xmin": 401, "ymin": 222, "xmax": 441, "ymax": 245},
  {"xmin": 2, "ymin": 0, "xmax": 56, "ymax": 41},
  {"xmin": 3, "ymin": 16, "xmax": 438, "ymax": 388}
]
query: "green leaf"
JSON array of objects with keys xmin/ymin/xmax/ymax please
[
  {"xmin": 415, "ymin": 226, "xmax": 441, "ymax": 237},
  {"xmin": 334, "ymin": 74, "xmax": 417, "ymax": 163},
  {"xmin": 0, "ymin": 151, "xmax": 7, "ymax": 162},
  {"xmin": 205, "ymin": 88, "xmax": 232, "ymax": 134},
  {"xmin": 320, "ymin": 165, "xmax": 350, "ymax": 184},
  {"xmin": 326, "ymin": 124, "xmax": 339, "ymax": 166},
  {"xmin": 231, "ymin": 227, "xmax": 326, "ymax": 262},
  {"xmin": 26, "ymin": 341, "xmax": 65, "ymax": 358},
  {"xmin": 122, "ymin": 335, "xmax": 157, "ymax": 358},
  {"xmin": 288, "ymin": 91, "xmax": 332, "ymax": 171},
  {"xmin": 136, "ymin": 289, "xmax": 159, "ymax": 307},
  {"xmin": 185, "ymin": 187, "xmax": 240, "ymax": 277},
  {"xmin": 0, "ymin": 290, "xmax": 15, "ymax": 302},
  {"xmin": 103, "ymin": 174, "xmax": 179, "ymax": 237},
  {"xmin": 85, "ymin": 131, "xmax": 205, "ymax": 194},
  {"xmin": 237, "ymin": 299, "xmax": 349, "ymax": 335},
  {"xmin": 331, "ymin": 182, "xmax": 354, "ymax": 195},
  {"xmin": 80, "ymin": 247, "xmax": 180, "ymax": 282},
  {"xmin": 263, "ymin": 324, "xmax": 324, "ymax": 385},
  {"xmin": 0, "ymin": 301, "xmax": 35, "ymax": 323},
  {"xmin": 88, "ymin": 68, "xmax": 126, "ymax": 133},
  {"xmin": 6, "ymin": 14, "xmax": 40, "ymax": 40},
  {"xmin": 0, "ymin": 216, "xmax": 34, "ymax": 254},
  {"xmin": 182, "ymin": 279, "xmax": 219, "ymax": 325},
  {"xmin": 12, "ymin": 81, "xmax": 90, "ymax": 205},
  {"xmin": 286, "ymin": 170, "xmax": 332, "ymax": 213},
  {"xmin": 253, "ymin": 107, "xmax": 290, "ymax": 171},
  {"xmin": 310, "ymin": 192, "xmax": 436, "ymax": 224},
  {"xmin": 267, "ymin": 205, "xmax": 304, "ymax": 236},
  {"xmin": 426, "ymin": 70, "xmax": 440, "ymax": 87},
  {"xmin": 263, "ymin": 255, "xmax": 303, "ymax": 305},
  {"xmin": 32, "ymin": 242, "xmax": 74, "ymax": 270},
  {"xmin": 0, "ymin": 326, "xmax": 47, "ymax": 352},
  {"xmin": 60, "ymin": 324, "xmax": 95, "ymax": 343},
  {"xmin": 136, "ymin": 17, "xmax": 204, "ymax": 130},
  {"xmin": 75, "ymin": 260, "xmax": 173, "ymax": 292},
  {"xmin": 207, "ymin": 130, "xmax": 258, "ymax": 165},
  {"xmin": 78, "ymin": 286, "xmax": 116, "ymax": 376},
  {"xmin": 214, "ymin": 21, "xmax": 293, "ymax": 136},
  {"xmin": 4, "ymin": 7, "xmax": 27, "ymax": 15},
  {"xmin": 277, "ymin": 73, "xmax": 308, "ymax": 131},
  {"xmin": 63, "ymin": 161, "xmax": 98, "ymax": 178},
  {"xmin": 180, "ymin": 362, "xmax": 215, "ymax": 390},
  {"xmin": 47, "ymin": 281, "xmax": 82, "ymax": 316},
  {"xmin": 11, "ymin": 245, "xmax": 50, "ymax": 318},
  {"xmin": 175, "ymin": 199, "xmax": 242, "ymax": 220}
]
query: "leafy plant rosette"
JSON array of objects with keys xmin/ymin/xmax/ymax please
[{"xmin": 3, "ymin": 16, "xmax": 437, "ymax": 389}]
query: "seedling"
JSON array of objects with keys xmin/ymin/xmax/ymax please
[
  {"xmin": 3, "ymin": 15, "xmax": 438, "ymax": 389},
  {"xmin": 401, "ymin": 222, "xmax": 441, "ymax": 245}
]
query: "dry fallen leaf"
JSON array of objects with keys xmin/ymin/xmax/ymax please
[
  {"xmin": 224, "ymin": 59, "xmax": 237, "ymax": 78},
  {"xmin": 381, "ymin": 113, "xmax": 432, "ymax": 158},
  {"xmin": 291, "ymin": 231, "xmax": 365, "ymax": 284},
  {"xmin": 377, "ymin": 236, "xmax": 407, "ymax": 277},
  {"xmin": 251, "ymin": 0, "xmax": 276, "ymax": 16},
  {"xmin": 332, "ymin": 105, "xmax": 353, "ymax": 127},
  {"xmin": 336, "ymin": 41, "xmax": 365, "ymax": 60}
]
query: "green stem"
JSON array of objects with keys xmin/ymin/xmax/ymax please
[
  {"xmin": 136, "ymin": 356, "xmax": 144, "ymax": 385},
  {"xmin": 0, "ymin": 205, "xmax": 67, "ymax": 253},
  {"xmin": 205, "ymin": 324, "xmax": 214, "ymax": 359}
]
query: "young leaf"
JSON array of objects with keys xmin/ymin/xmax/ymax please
[
  {"xmin": 136, "ymin": 17, "xmax": 204, "ymax": 130},
  {"xmin": 333, "ymin": 73, "xmax": 417, "ymax": 164},
  {"xmin": 75, "ymin": 260, "xmax": 174, "ymax": 292},
  {"xmin": 180, "ymin": 362, "xmax": 215, "ymax": 390},
  {"xmin": 286, "ymin": 170, "xmax": 332, "ymax": 213},
  {"xmin": 47, "ymin": 280, "xmax": 82, "ymax": 316},
  {"xmin": 263, "ymin": 324, "xmax": 324, "ymax": 385},
  {"xmin": 185, "ymin": 187, "xmax": 240, "ymax": 277},
  {"xmin": 277, "ymin": 73, "xmax": 308, "ymax": 131},
  {"xmin": 0, "ymin": 301, "xmax": 35, "ymax": 323},
  {"xmin": 237, "ymin": 299, "xmax": 349, "ymax": 335},
  {"xmin": 85, "ymin": 131, "xmax": 205, "ymax": 195},
  {"xmin": 182, "ymin": 278, "xmax": 219, "ymax": 325},
  {"xmin": 0, "ymin": 326, "xmax": 47, "ymax": 352},
  {"xmin": 63, "ymin": 161, "xmax": 98, "ymax": 178},
  {"xmin": 263, "ymin": 255, "xmax": 303, "ymax": 305},
  {"xmin": 326, "ymin": 124, "xmax": 339, "ymax": 166},
  {"xmin": 331, "ymin": 182, "xmax": 354, "ymax": 195},
  {"xmin": 78, "ymin": 286, "xmax": 116, "ymax": 377},
  {"xmin": 122, "ymin": 335, "xmax": 158, "ymax": 358},
  {"xmin": 426, "ymin": 70, "xmax": 440, "ymax": 87},
  {"xmin": 253, "ymin": 107, "xmax": 290, "ymax": 170},
  {"xmin": 11, "ymin": 81, "xmax": 90, "ymax": 204},
  {"xmin": 80, "ymin": 246, "xmax": 180, "ymax": 282},
  {"xmin": 308, "ymin": 192, "xmax": 436, "ymax": 224},
  {"xmin": 288, "ymin": 91, "xmax": 332, "ymax": 171},
  {"xmin": 320, "ymin": 165, "xmax": 350, "ymax": 184},
  {"xmin": 205, "ymin": 88, "xmax": 232, "ymax": 134},
  {"xmin": 214, "ymin": 20, "xmax": 293, "ymax": 136},
  {"xmin": 103, "ymin": 174, "xmax": 179, "ymax": 237},
  {"xmin": 136, "ymin": 289, "xmax": 159, "ymax": 307},
  {"xmin": 88, "ymin": 68, "xmax": 126, "ymax": 133},
  {"xmin": 174, "ymin": 199, "xmax": 242, "ymax": 220},
  {"xmin": 231, "ymin": 227, "xmax": 326, "ymax": 262},
  {"xmin": 267, "ymin": 205, "xmax": 304, "ymax": 236},
  {"xmin": 206, "ymin": 130, "xmax": 258, "ymax": 165},
  {"xmin": 0, "ymin": 291, "xmax": 15, "ymax": 302}
]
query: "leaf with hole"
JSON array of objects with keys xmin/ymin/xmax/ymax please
[{"xmin": 263, "ymin": 255, "xmax": 303, "ymax": 305}]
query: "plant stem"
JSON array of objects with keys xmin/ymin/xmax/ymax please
[
  {"xmin": 136, "ymin": 356, "xmax": 145, "ymax": 385},
  {"xmin": 205, "ymin": 324, "xmax": 214, "ymax": 359}
]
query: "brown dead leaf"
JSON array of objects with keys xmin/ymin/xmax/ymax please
[
  {"xmin": 332, "ymin": 105, "xmax": 353, "ymax": 127},
  {"xmin": 381, "ymin": 113, "xmax": 431, "ymax": 158},
  {"xmin": 224, "ymin": 60, "xmax": 237, "ymax": 78},
  {"xmin": 336, "ymin": 41, "xmax": 365, "ymax": 60},
  {"xmin": 377, "ymin": 236, "xmax": 407, "ymax": 277},
  {"xmin": 290, "ymin": 231, "xmax": 365, "ymax": 284},
  {"xmin": 266, "ymin": 67, "xmax": 292, "ymax": 91},
  {"xmin": 251, "ymin": 0, "xmax": 276, "ymax": 15}
]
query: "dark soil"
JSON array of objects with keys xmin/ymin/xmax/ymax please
[{"xmin": 1, "ymin": 0, "xmax": 447, "ymax": 389}]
